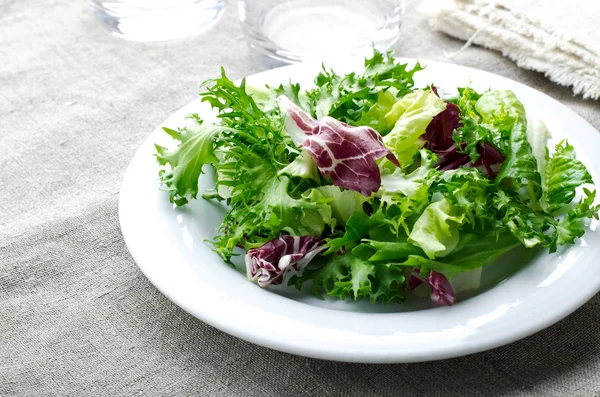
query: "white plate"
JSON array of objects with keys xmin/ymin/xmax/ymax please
[{"xmin": 119, "ymin": 58, "xmax": 600, "ymax": 363}]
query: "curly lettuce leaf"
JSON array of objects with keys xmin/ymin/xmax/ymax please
[
  {"xmin": 432, "ymin": 168, "xmax": 495, "ymax": 229},
  {"xmin": 197, "ymin": 71, "xmax": 332, "ymax": 260},
  {"xmin": 155, "ymin": 118, "xmax": 234, "ymax": 206},
  {"xmin": 290, "ymin": 253, "xmax": 405, "ymax": 303},
  {"xmin": 304, "ymin": 50, "xmax": 423, "ymax": 124},
  {"xmin": 543, "ymin": 140, "xmax": 593, "ymax": 211}
]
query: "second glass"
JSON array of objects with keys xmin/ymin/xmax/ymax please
[{"xmin": 238, "ymin": 0, "xmax": 403, "ymax": 67}]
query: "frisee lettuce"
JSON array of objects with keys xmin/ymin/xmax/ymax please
[{"xmin": 155, "ymin": 50, "xmax": 598, "ymax": 305}]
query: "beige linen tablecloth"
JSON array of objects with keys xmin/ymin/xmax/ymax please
[{"xmin": 1, "ymin": 1, "xmax": 600, "ymax": 396}]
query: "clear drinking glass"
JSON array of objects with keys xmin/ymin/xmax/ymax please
[
  {"xmin": 238, "ymin": 0, "xmax": 403, "ymax": 67},
  {"xmin": 90, "ymin": 0, "xmax": 227, "ymax": 41}
]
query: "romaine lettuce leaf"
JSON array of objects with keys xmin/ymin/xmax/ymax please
[{"xmin": 526, "ymin": 116, "xmax": 549, "ymax": 174}]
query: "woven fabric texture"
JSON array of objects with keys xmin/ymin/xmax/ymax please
[{"xmin": 1, "ymin": 0, "xmax": 599, "ymax": 395}]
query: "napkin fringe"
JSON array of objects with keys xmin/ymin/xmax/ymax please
[{"xmin": 432, "ymin": 0, "xmax": 600, "ymax": 99}]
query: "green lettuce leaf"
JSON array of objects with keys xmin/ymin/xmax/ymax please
[
  {"xmin": 451, "ymin": 87, "xmax": 495, "ymax": 162},
  {"xmin": 382, "ymin": 89, "xmax": 447, "ymax": 165},
  {"xmin": 364, "ymin": 240, "xmax": 425, "ymax": 262},
  {"xmin": 278, "ymin": 150, "xmax": 320, "ymax": 182},
  {"xmin": 155, "ymin": 118, "xmax": 234, "ymax": 206},
  {"xmin": 543, "ymin": 140, "xmax": 593, "ymax": 211},
  {"xmin": 325, "ymin": 210, "xmax": 388, "ymax": 254},
  {"xmin": 475, "ymin": 90, "xmax": 542, "ymax": 199},
  {"xmin": 302, "ymin": 50, "xmax": 423, "ymax": 124},
  {"xmin": 402, "ymin": 232, "xmax": 521, "ymax": 278},
  {"xmin": 431, "ymin": 168, "xmax": 495, "ymax": 230},
  {"xmin": 304, "ymin": 185, "xmax": 364, "ymax": 226},
  {"xmin": 546, "ymin": 188, "xmax": 599, "ymax": 252},
  {"xmin": 408, "ymin": 198, "xmax": 466, "ymax": 259},
  {"xmin": 195, "ymin": 71, "xmax": 332, "ymax": 260},
  {"xmin": 290, "ymin": 253, "xmax": 405, "ymax": 303},
  {"xmin": 358, "ymin": 89, "xmax": 398, "ymax": 133},
  {"xmin": 526, "ymin": 116, "xmax": 550, "ymax": 174},
  {"xmin": 369, "ymin": 263, "xmax": 406, "ymax": 304}
]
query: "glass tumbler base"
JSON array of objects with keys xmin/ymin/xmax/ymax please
[{"xmin": 90, "ymin": 0, "xmax": 226, "ymax": 42}]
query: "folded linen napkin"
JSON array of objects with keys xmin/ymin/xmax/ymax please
[{"xmin": 430, "ymin": 0, "xmax": 600, "ymax": 99}]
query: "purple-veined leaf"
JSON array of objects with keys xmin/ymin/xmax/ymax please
[
  {"xmin": 408, "ymin": 268, "xmax": 455, "ymax": 305},
  {"xmin": 245, "ymin": 235, "xmax": 326, "ymax": 287},
  {"xmin": 279, "ymin": 96, "xmax": 400, "ymax": 196}
]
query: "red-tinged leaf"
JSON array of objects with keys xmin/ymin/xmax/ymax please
[
  {"xmin": 279, "ymin": 96, "xmax": 399, "ymax": 196},
  {"xmin": 245, "ymin": 235, "xmax": 326, "ymax": 287},
  {"xmin": 408, "ymin": 268, "xmax": 455, "ymax": 305},
  {"xmin": 422, "ymin": 88, "xmax": 504, "ymax": 178},
  {"xmin": 424, "ymin": 101, "xmax": 461, "ymax": 152}
]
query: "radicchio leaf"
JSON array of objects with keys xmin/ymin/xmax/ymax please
[
  {"xmin": 423, "ymin": 99, "xmax": 461, "ymax": 152},
  {"xmin": 422, "ymin": 87, "xmax": 504, "ymax": 178},
  {"xmin": 408, "ymin": 268, "xmax": 455, "ymax": 305},
  {"xmin": 279, "ymin": 96, "xmax": 400, "ymax": 196},
  {"xmin": 245, "ymin": 235, "xmax": 326, "ymax": 287}
]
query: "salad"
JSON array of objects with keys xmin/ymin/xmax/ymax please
[{"xmin": 155, "ymin": 51, "xmax": 598, "ymax": 306}]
